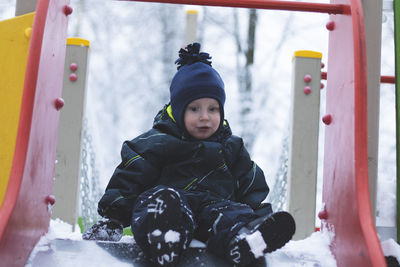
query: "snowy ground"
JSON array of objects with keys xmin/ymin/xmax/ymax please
[
  {"xmin": 26, "ymin": 219, "xmax": 400, "ymax": 267},
  {"xmin": 27, "ymin": 219, "xmax": 334, "ymax": 267}
]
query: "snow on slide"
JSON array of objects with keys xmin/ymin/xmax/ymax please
[{"xmin": 26, "ymin": 219, "xmax": 337, "ymax": 267}]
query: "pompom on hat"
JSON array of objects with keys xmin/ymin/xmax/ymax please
[{"xmin": 169, "ymin": 43, "xmax": 226, "ymax": 132}]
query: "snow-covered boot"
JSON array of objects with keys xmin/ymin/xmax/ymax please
[
  {"xmin": 82, "ymin": 219, "xmax": 123, "ymax": 242},
  {"xmin": 227, "ymin": 211, "xmax": 295, "ymax": 266},
  {"xmin": 145, "ymin": 188, "xmax": 191, "ymax": 266}
]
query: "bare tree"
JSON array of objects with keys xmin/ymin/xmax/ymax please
[
  {"xmin": 0, "ymin": 0, "xmax": 15, "ymax": 18},
  {"xmin": 158, "ymin": 4, "xmax": 183, "ymax": 104},
  {"xmin": 234, "ymin": 8, "xmax": 258, "ymax": 151}
]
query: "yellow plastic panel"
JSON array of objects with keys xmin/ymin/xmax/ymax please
[
  {"xmin": 67, "ymin": 37, "xmax": 90, "ymax": 47},
  {"xmin": 293, "ymin": 50, "xmax": 322, "ymax": 60},
  {"xmin": 186, "ymin": 10, "xmax": 198, "ymax": 14},
  {"xmin": 0, "ymin": 12, "xmax": 34, "ymax": 206}
]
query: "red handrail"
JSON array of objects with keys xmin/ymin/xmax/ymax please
[
  {"xmin": 381, "ymin": 75, "xmax": 395, "ymax": 84},
  {"xmin": 119, "ymin": 0, "xmax": 347, "ymax": 14},
  {"xmin": 321, "ymin": 72, "xmax": 396, "ymax": 84}
]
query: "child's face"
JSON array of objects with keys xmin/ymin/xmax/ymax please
[{"xmin": 184, "ymin": 98, "xmax": 221, "ymax": 139}]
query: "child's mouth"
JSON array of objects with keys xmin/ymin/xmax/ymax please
[{"xmin": 198, "ymin": 126, "xmax": 210, "ymax": 131}]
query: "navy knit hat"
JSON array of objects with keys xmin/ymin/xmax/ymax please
[{"xmin": 170, "ymin": 43, "xmax": 226, "ymax": 132}]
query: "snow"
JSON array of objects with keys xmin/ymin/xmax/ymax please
[
  {"xmin": 151, "ymin": 229, "xmax": 162, "ymax": 236},
  {"xmin": 27, "ymin": 218, "xmax": 339, "ymax": 266},
  {"xmin": 189, "ymin": 239, "xmax": 207, "ymax": 248},
  {"xmin": 26, "ymin": 219, "xmax": 82, "ymax": 267},
  {"xmin": 266, "ymin": 229, "xmax": 337, "ymax": 267},
  {"xmin": 382, "ymin": 239, "xmax": 400, "ymax": 264},
  {"xmin": 244, "ymin": 230, "xmax": 267, "ymax": 258},
  {"xmin": 44, "ymin": 218, "xmax": 83, "ymax": 241},
  {"xmin": 27, "ymin": 218, "xmax": 400, "ymax": 266},
  {"xmin": 164, "ymin": 230, "xmax": 181, "ymax": 243}
]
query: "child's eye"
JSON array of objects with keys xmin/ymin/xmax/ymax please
[
  {"xmin": 188, "ymin": 106, "xmax": 198, "ymax": 112},
  {"xmin": 209, "ymin": 107, "xmax": 219, "ymax": 112}
]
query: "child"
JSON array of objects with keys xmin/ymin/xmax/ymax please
[{"xmin": 83, "ymin": 43, "xmax": 295, "ymax": 266}]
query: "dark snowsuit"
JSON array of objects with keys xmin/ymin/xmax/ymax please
[{"xmin": 98, "ymin": 105, "xmax": 272, "ymax": 257}]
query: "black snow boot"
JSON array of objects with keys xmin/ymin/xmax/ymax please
[
  {"xmin": 227, "ymin": 211, "xmax": 296, "ymax": 266},
  {"xmin": 82, "ymin": 219, "xmax": 123, "ymax": 242},
  {"xmin": 145, "ymin": 188, "xmax": 191, "ymax": 266}
]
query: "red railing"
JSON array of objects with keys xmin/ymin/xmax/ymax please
[
  {"xmin": 119, "ymin": 0, "xmax": 347, "ymax": 14},
  {"xmin": 321, "ymin": 72, "xmax": 395, "ymax": 84}
]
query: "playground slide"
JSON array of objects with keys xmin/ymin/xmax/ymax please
[
  {"xmin": 0, "ymin": 0, "xmax": 387, "ymax": 266},
  {"xmin": 0, "ymin": 0, "xmax": 70, "ymax": 266},
  {"xmin": 321, "ymin": 0, "xmax": 385, "ymax": 266}
]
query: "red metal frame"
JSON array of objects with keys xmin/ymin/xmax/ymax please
[
  {"xmin": 322, "ymin": 0, "xmax": 385, "ymax": 266},
  {"xmin": 381, "ymin": 75, "xmax": 395, "ymax": 84},
  {"xmin": 0, "ymin": 0, "xmax": 69, "ymax": 265},
  {"xmin": 0, "ymin": 0, "xmax": 387, "ymax": 266},
  {"xmin": 122, "ymin": 0, "xmax": 385, "ymax": 266},
  {"xmin": 322, "ymin": 72, "xmax": 395, "ymax": 84},
  {"xmin": 120, "ymin": 0, "xmax": 348, "ymax": 14}
]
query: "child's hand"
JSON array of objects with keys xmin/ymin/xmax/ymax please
[{"xmin": 82, "ymin": 218, "xmax": 123, "ymax": 242}]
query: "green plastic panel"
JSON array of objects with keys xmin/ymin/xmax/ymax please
[{"xmin": 394, "ymin": 0, "xmax": 400, "ymax": 244}]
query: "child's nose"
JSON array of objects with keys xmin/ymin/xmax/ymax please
[{"xmin": 199, "ymin": 110, "xmax": 209, "ymax": 120}]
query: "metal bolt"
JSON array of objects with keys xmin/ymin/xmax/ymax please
[
  {"xmin": 45, "ymin": 195, "xmax": 56, "ymax": 206},
  {"xmin": 55, "ymin": 98, "xmax": 64, "ymax": 110},
  {"xmin": 64, "ymin": 5, "xmax": 73, "ymax": 16},
  {"xmin": 69, "ymin": 73, "xmax": 77, "ymax": 82},
  {"xmin": 69, "ymin": 63, "xmax": 78, "ymax": 71},
  {"xmin": 304, "ymin": 86, "xmax": 311, "ymax": 95},
  {"xmin": 320, "ymin": 83, "xmax": 325, "ymax": 89},
  {"xmin": 24, "ymin": 27, "xmax": 32, "ymax": 39},
  {"xmin": 326, "ymin": 21, "xmax": 335, "ymax": 31},
  {"xmin": 304, "ymin": 74, "xmax": 312, "ymax": 83},
  {"xmin": 322, "ymin": 114, "xmax": 332, "ymax": 125},
  {"xmin": 318, "ymin": 207, "xmax": 328, "ymax": 220}
]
